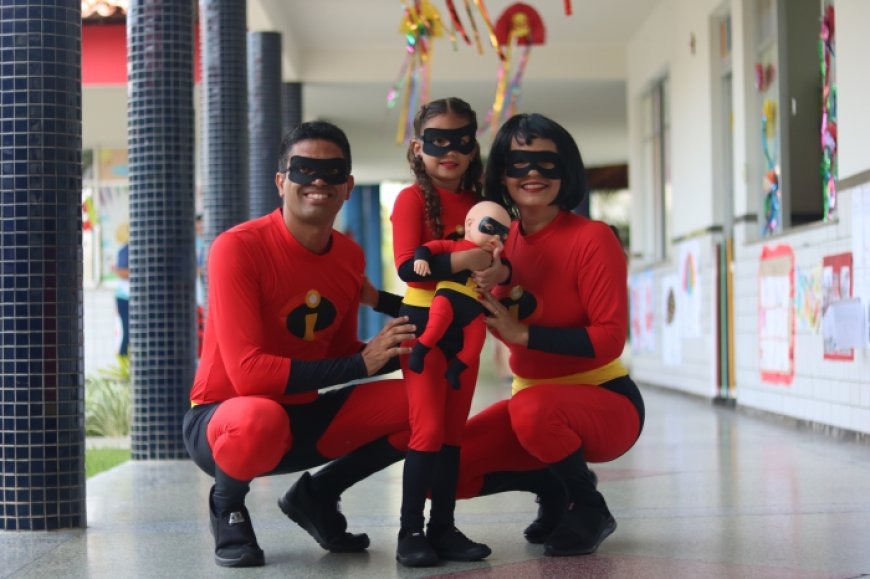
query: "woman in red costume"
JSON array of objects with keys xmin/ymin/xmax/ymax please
[
  {"xmin": 390, "ymin": 97, "xmax": 495, "ymax": 567},
  {"xmin": 458, "ymin": 113, "xmax": 645, "ymax": 557}
]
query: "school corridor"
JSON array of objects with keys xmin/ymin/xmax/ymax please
[{"xmin": 2, "ymin": 374, "xmax": 868, "ymax": 579}]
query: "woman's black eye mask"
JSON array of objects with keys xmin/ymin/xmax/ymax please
[
  {"xmin": 505, "ymin": 150, "xmax": 563, "ymax": 179},
  {"xmin": 287, "ymin": 156, "xmax": 349, "ymax": 185},
  {"xmin": 421, "ymin": 125, "xmax": 477, "ymax": 156}
]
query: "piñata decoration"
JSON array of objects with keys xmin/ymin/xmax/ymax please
[
  {"xmin": 480, "ymin": 3, "xmax": 546, "ymax": 134},
  {"xmin": 387, "ymin": 1, "xmax": 445, "ymax": 144},
  {"xmin": 819, "ymin": 1, "xmax": 837, "ymax": 220}
]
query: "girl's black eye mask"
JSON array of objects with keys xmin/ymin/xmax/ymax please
[
  {"xmin": 421, "ymin": 125, "xmax": 477, "ymax": 156},
  {"xmin": 287, "ymin": 156, "xmax": 349, "ymax": 185},
  {"xmin": 505, "ymin": 150, "xmax": 563, "ymax": 179}
]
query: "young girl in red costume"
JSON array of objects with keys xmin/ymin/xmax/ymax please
[
  {"xmin": 457, "ymin": 113, "xmax": 645, "ymax": 557},
  {"xmin": 390, "ymin": 97, "xmax": 495, "ymax": 567}
]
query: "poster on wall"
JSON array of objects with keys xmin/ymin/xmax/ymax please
[
  {"xmin": 677, "ymin": 239, "xmax": 702, "ymax": 338},
  {"xmin": 629, "ymin": 271, "xmax": 655, "ymax": 354},
  {"xmin": 851, "ymin": 183, "xmax": 870, "ymax": 346},
  {"xmin": 758, "ymin": 245, "xmax": 794, "ymax": 385},
  {"xmin": 661, "ymin": 273, "xmax": 682, "ymax": 365},
  {"xmin": 794, "ymin": 264, "xmax": 823, "ymax": 333},
  {"xmin": 821, "ymin": 252, "xmax": 854, "ymax": 360}
]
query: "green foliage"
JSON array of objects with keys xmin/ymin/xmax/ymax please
[
  {"xmin": 85, "ymin": 360, "xmax": 131, "ymax": 437},
  {"xmin": 86, "ymin": 448, "xmax": 131, "ymax": 478}
]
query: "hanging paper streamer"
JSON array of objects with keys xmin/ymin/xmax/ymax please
[
  {"xmin": 564, "ymin": 0, "xmax": 573, "ymax": 16},
  {"xmin": 819, "ymin": 1, "xmax": 837, "ymax": 221},
  {"xmin": 387, "ymin": 1, "xmax": 444, "ymax": 144},
  {"xmin": 445, "ymin": 0, "xmax": 471, "ymax": 49},
  {"xmin": 473, "ymin": 0, "xmax": 505, "ymax": 61},
  {"xmin": 480, "ymin": 3, "xmax": 545, "ymax": 135}
]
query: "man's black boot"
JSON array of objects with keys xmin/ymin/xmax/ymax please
[
  {"xmin": 278, "ymin": 471, "xmax": 370, "ymax": 552},
  {"xmin": 426, "ymin": 525, "xmax": 491, "ymax": 561},
  {"xmin": 525, "ymin": 468, "xmax": 596, "ymax": 543},
  {"xmin": 209, "ymin": 486, "xmax": 265, "ymax": 567}
]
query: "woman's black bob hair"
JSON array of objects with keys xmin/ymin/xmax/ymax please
[{"xmin": 483, "ymin": 113, "xmax": 587, "ymax": 214}]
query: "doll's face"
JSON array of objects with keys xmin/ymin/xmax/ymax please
[{"xmin": 465, "ymin": 202, "xmax": 511, "ymax": 252}]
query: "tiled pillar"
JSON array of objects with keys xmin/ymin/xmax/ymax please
[
  {"xmin": 343, "ymin": 185, "xmax": 385, "ymax": 340},
  {"xmin": 200, "ymin": 0, "xmax": 248, "ymax": 255},
  {"xmin": 247, "ymin": 31, "xmax": 282, "ymax": 218},
  {"xmin": 127, "ymin": 0, "xmax": 196, "ymax": 459},
  {"xmin": 281, "ymin": 81, "xmax": 303, "ymax": 135},
  {"xmin": 0, "ymin": 1, "xmax": 85, "ymax": 530}
]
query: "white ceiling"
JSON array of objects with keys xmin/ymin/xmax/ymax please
[
  {"xmin": 247, "ymin": 1, "xmax": 663, "ymax": 182},
  {"xmin": 83, "ymin": 1, "xmax": 663, "ymax": 184}
]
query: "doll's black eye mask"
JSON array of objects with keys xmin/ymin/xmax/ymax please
[
  {"xmin": 478, "ymin": 216, "xmax": 509, "ymax": 242},
  {"xmin": 421, "ymin": 125, "xmax": 477, "ymax": 156},
  {"xmin": 505, "ymin": 150, "xmax": 563, "ymax": 179},
  {"xmin": 287, "ymin": 156, "xmax": 349, "ymax": 185}
]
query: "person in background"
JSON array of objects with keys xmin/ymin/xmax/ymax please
[
  {"xmin": 195, "ymin": 213, "xmax": 205, "ymax": 357},
  {"xmin": 113, "ymin": 223, "xmax": 130, "ymax": 359}
]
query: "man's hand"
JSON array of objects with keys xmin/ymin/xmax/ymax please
[
  {"xmin": 452, "ymin": 247, "xmax": 493, "ymax": 272},
  {"xmin": 413, "ymin": 259, "xmax": 431, "ymax": 277},
  {"xmin": 480, "ymin": 292, "xmax": 529, "ymax": 346},
  {"xmin": 360, "ymin": 275, "xmax": 379, "ymax": 308},
  {"xmin": 361, "ymin": 316, "xmax": 416, "ymax": 375},
  {"xmin": 472, "ymin": 246, "xmax": 509, "ymax": 292}
]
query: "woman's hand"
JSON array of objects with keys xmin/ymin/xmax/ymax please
[
  {"xmin": 472, "ymin": 246, "xmax": 508, "ymax": 292},
  {"xmin": 480, "ymin": 292, "xmax": 529, "ymax": 346}
]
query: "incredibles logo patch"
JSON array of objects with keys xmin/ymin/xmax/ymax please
[{"xmin": 285, "ymin": 289, "xmax": 337, "ymax": 341}]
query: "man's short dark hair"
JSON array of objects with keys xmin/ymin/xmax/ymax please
[{"xmin": 278, "ymin": 121, "xmax": 352, "ymax": 174}]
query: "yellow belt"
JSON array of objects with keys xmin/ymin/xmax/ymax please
[
  {"xmin": 403, "ymin": 287, "xmax": 437, "ymax": 308},
  {"xmin": 511, "ymin": 358, "xmax": 628, "ymax": 396},
  {"xmin": 435, "ymin": 280, "xmax": 480, "ymax": 300}
]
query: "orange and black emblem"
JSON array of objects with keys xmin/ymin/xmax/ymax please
[{"xmin": 285, "ymin": 290, "xmax": 337, "ymax": 341}]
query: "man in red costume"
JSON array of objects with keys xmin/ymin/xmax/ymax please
[{"xmin": 183, "ymin": 121, "xmax": 416, "ymax": 568}]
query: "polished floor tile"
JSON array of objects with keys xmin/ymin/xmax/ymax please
[{"xmin": 2, "ymin": 377, "xmax": 869, "ymax": 578}]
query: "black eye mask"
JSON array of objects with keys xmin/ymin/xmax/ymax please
[
  {"xmin": 287, "ymin": 156, "xmax": 349, "ymax": 185},
  {"xmin": 505, "ymin": 150, "xmax": 563, "ymax": 179},
  {"xmin": 421, "ymin": 125, "xmax": 477, "ymax": 156},
  {"xmin": 478, "ymin": 216, "xmax": 509, "ymax": 242}
]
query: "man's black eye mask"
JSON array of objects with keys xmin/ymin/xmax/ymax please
[
  {"xmin": 505, "ymin": 150, "xmax": 563, "ymax": 179},
  {"xmin": 421, "ymin": 126, "xmax": 477, "ymax": 156},
  {"xmin": 287, "ymin": 156, "xmax": 349, "ymax": 185}
]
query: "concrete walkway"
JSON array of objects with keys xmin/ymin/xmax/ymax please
[{"xmin": 3, "ymin": 377, "xmax": 870, "ymax": 578}]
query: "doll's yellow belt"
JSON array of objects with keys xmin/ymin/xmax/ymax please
[
  {"xmin": 403, "ymin": 287, "xmax": 437, "ymax": 307},
  {"xmin": 511, "ymin": 358, "xmax": 628, "ymax": 396}
]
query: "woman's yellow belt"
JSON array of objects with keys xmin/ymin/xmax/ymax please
[{"xmin": 511, "ymin": 358, "xmax": 628, "ymax": 396}]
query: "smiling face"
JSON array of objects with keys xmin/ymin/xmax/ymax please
[
  {"xmin": 503, "ymin": 136, "xmax": 562, "ymax": 216},
  {"xmin": 275, "ymin": 138, "xmax": 354, "ymax": 231},
  {"xmin": 412, "ymin": 112, "xmax": 477, "ymax": 192}
]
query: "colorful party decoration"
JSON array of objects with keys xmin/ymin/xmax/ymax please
[
  {"xmin": 480, "ymin": 3, "xmax": 546, "ymax": 134},
  {"xmin": 819, "ymin": 1, "xmax": 837, "ymax": 221},
  {"xmin": 387, "ymin": 1, "xmax": 445, "ymax": 144}
]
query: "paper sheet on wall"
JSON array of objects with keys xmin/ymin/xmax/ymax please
[
  {"xmin": 822, "ymin": 298, "xmax": 866, "ymax": 350},
  {"xmin": 677, "ymin": 239, "xmax": 703, "ymax": 338},
  {"xmin": 629, "ymin": 271, "xmax": 655, "ymax": 353},
  {"xmin": 794, "ymin": 264, "xmax": 823, "ymax": 333},
  {"xmin": 661, "ymin": 273, "xmax": 682, "ymax": 365},
  {"xmin": 850, "ymin": 183, "xmax": 870, "ymax": 346},
  {"xmin": 758, "ymin": 245, "xmax": 795, "ymax": 385}
]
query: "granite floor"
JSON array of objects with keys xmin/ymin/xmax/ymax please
[{"xmin": 2, "ymin": 375, "xmax": 869, "ymax": 579}]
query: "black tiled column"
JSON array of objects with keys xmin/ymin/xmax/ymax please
[
  {"xmin": 0, "ymin": 0, "xmax": 85, "ymax": 530},
  {"xmin": 127, "ymin": 0, "xmax": 196, "ymax": 459},
  {"xmin": 200, "ymin": 0, "xmax": 248, "ymax": 252},
  {"xmin": 247, "ymin": 31, "xmax": 282, "ymax": 219},
  {"xmin": 281, "ymin": 81, "xmax": 303, "ymax": 136}
]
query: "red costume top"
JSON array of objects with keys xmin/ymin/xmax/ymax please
[
  {"xmin": 493, "ymin": 211, "xmax": 627, "ymax": 380},
  {"xmin": 391, "ymin": 183, "xmax": 479, "ymax": 290},
  {"xmin": 190, "ymin": 209, "xmax": 365, "ymax": 406}
]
